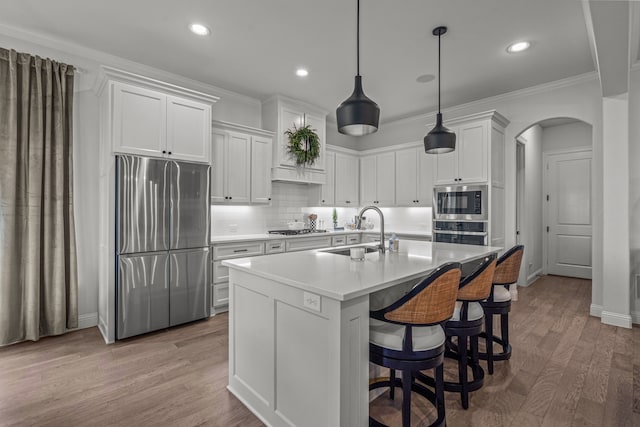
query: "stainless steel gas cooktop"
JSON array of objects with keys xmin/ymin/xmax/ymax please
[{"xmin": 268, "ymin": 229, "xmax": 328, "ymax": 236}]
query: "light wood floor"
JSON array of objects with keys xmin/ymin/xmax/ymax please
[{"xmin": 0, "ymin": 276, "xmax": 637, "ymax": 427}]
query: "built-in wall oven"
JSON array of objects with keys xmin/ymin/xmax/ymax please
[
  {"xmin": 433, "ymin": 184, "xmax": 488, "ymax": 247},
  {"xmin": 433, "ymin": 221, "xmax": 487, "ymax": 246}
]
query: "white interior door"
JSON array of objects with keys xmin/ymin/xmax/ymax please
[{"xmin": 545, "ymin": 150, "xmax": 592, "ymax": 278}]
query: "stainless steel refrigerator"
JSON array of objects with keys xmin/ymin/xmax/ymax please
[{"xmin": 116, "ymin": 155, "xmax": 210, "ymax": 339}]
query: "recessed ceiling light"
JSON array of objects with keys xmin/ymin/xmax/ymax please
[
  {"xmin": 189, "ymin": 23, "xmax": 211, "ymax": 36},
  {"xmin": 506, "ymin": 41, "xmax": 531, "ymax": 53},
  {"xmin": 296, "ymin": 68, "xmax": 309, "ymax": 77},
  {"xmin": 416, "ymin": 74, "xmax": 435, "ymax": 83}
]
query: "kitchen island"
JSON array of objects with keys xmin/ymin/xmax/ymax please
[{"xmin": 223, "ymin": 241, "xmax": 501, "ymax": 427}]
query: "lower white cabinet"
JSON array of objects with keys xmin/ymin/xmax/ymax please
[
  {"xmin": 285, "ymin": 236, "xmax": 332, "ymax": 252},
  {"xmin": 265, "ymin": 240, "xmax": 285, "ymax": 254},
  {"xmin": 212, "ymin": 283, "xmax": 229, "ymax": 308},
  {"xmin": 211, "ymin": 241, "xmax": 265, "ymax": 314},
  {"xmin": 332, "ymin": 235, "xmax": 347, "ymax": 246}
]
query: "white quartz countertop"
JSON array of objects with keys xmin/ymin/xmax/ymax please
[
  {"xmin": 223, "ymin": 240, "xmax": 500, "ymax": 301},
  {"xmin": 210, "ymin": 229, "xmax": 432, "ymax": 244}
]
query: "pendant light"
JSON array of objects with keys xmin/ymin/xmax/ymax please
[
  {"xmin": 336, "ymin": 0, "xmax": 380, "ymax": 136},
  {"xmin": 424, "ymin": 26, "xmax": 456, "ymax": 154}
]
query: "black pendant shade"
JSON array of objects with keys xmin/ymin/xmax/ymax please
[
  {"xmin": 424, "ymin": 113, "xmax": 456, "ymax": 154},
  {"xmin": 424, "ymin": 26, "xmax": 456, "ymax": 154},
  {"xmin": 336, "ymin": 76, "xmax": 380, "ymax": 136},
  {"xmin": 336, "ymin": 0, "xmax": 379, "ymax": 136}
]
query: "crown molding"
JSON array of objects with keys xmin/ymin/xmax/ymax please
[
  {"xmin": 94, "ymin": 66, "xmax": 219, "ymax": 104},
  {"xmin": 211, "ymin": 119, "xmax": 274, "ymax": 137},
  {"xmin": 384, "ymin": 72, "xmax": 599, "ymax": 128},
  {"xmin": 0, "ymin": 23, "xmax": 261, "ymax": 107},
  {"xmin": 326, "ymin": 144, "xmax": 361, "ymax": 156},
  {"xmin": 262, "ymin": 94, "xmax": 329, "ymax": 116}
]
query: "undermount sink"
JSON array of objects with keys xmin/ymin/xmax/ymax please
[{"xmin": 323, "ymin": 246, "xmax": 380, "ymax": 257}]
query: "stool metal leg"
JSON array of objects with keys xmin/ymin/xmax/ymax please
[
  {"xmin": 390, "ymin": 369, "xmax": 396, "ymax": 400},
  {"xmin": 485, "ymin": 313, "xmax": 494, "ymax": 375},
  {"xmin": 501, "ymin": 312, "xmax": 510, "ymax": 354},
  {"xmin": 402, "ymin": 370, "xmax": 412, "ymax": 427},
  {"xmin": 458, "ymin": 336, "xmax": 469, "ymax": 409}
]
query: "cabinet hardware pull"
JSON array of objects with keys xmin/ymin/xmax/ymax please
[
  {"xmin": 168, "ymin": 151, "xmax": 172, "ymax": 155},
  {"xmin": 268, "ymin": 198, "xmax": 271, "ymax": 201},
  {"xmin": 162, "ymin": 150, "xmax": 167, "ymax": 154},
  {"xmin": 233, "ymin": 249, "xmax": 248, "ymax": 253},
  {"xmin": 272, "ymin": 245, "xmax": 281, "ymax": 249}
]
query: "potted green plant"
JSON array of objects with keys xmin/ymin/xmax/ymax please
[
  {"xmin": 332, "ymin": 208, "xmax": 338, "ymax": 229},
  {"xmin": 284, "ymin": 124, "xmax": 320, "ymax": 167}
]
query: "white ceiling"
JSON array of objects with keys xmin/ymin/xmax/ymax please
[{"xmin": 0, "ymin": 0, "xmax": 597, "ymax": 123}]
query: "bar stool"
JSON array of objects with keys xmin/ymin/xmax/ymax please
[
  {"xmin": 478, "ymin": 245, "xmax": 524, "ymax": 374},
  {"xmin": 369, "ymin": 262, "xmax": 461, "ymax": 427},
  {"xmin": 417, "ymin": 255, "xmax": 497, "ymax": 409}
]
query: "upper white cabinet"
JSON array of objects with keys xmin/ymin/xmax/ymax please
[
  {"xmin": 432, "ymin": 111, "xmax": 508, "ymax": 186},
  {"xmin": 100, "ymin": 68, "xmax": 217, "ymax": 164},
  {"xmin": 211, "ymin": 121, "xmax": 274, "ymax": 205},
  {"xmin": 262, "ymin": 95, "xmax": 328, "ymax": 184},
  {"xmin": 211, "ymin": 130, "xmax": 251, "ymax": 203},
  {"xmin": 315, "ymin": 149, "xmax": 359, "ymax": 207},
  {"xmin": 334, "ymin": 152, "xmax": 359, "ymax": 207},
  {"xmin": 395, "ymin": 147, "xmax": 434, "ymax": 207},
  {"xmin": 319, "ymin": 151, "xmax": 335, "ymax": 206},
  {"xmin": 112, "ymin": 83, "xmax": 166, "ymax": 157},
  {"xmin": 360, "ymin": 152, "xmax": 395, "ymax": 206},
  {"xmin": 251, "ymin": 135, "xmax": 273, "ymax": 203},
  {"xmin": 166, "ymin": 96, "xmax": 212, "ymax": 163}
]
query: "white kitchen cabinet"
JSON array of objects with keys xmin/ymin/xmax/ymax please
[
  {"xmin": 211, "ymin": 121, "xmax": 274, "ymax": 205},
  {"xmin": 433, "ymin": 121, "xmax": 487, "ymax": 185},
  {"xmin": 319, "ymin": 151, "xmax": 335, "ymax": 206},
  {"xmin": 334, "ymin": 152, "xmax": 359, "ymax": 207},
  {"xmin": 262, "ymin": 95, "xmax": 328, "ymax": 184},
  {"xmin": 360, "ymin": 152, "xmax": 395, "ymax": 206},
  {"xmin": 285, "ymin": 236, "xmax": 332, "ymax": 252},
  {"xmin": 211, "ymin": 130, "xmax": 251, "ymax": 203},
  {"xmin": 265, "ymin": 240, "xmax": 285, "ymax": 254},
  {"xmin": 395, "ymin": 147, "xmax": 434, "ymax": 206},
  {"xmin": 332, "ymin": 235, "xmax": 346, "ymax": 246},
  {"xmin": 251, "ymin": 135, "xmax": 273, "ymax": 203},
  {"xmin": 212, "ymin": 241, "xmax": 265, "ymax": 314},
  {"xmin": 432, "ymin": 113, "xmax": 507, "ymax": 186},
  {"xmin": 111, "ymin": 80, "xmax": 213, "ymax": 163},
  {"xmin": 347, "ymin": 234, "xmax": 361, "ymax": 245},
  {"xmin": 166, "ymin": 96, "xmax": 212, "ymax": 163}
]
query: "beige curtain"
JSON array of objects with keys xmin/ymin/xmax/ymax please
[{"xmin": 0, "ymin": 48, "xmax": 78, "ymax": 345}]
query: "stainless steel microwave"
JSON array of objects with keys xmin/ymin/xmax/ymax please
[{"xmin": 433, "ymin": 184, "xmax": 488, "ymax": 221}]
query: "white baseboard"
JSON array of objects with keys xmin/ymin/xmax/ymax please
[
  {"xmin": 98, "ymin": 316, "xmax": 113, "ymax": 344},
  {"xmin": 590, "ymin": 304, "xmax": 602, "ymax": 318},
  {"xmin": 77, "ymin": 312, "xmax": 98, "ymax": 329},
  {"xmin": 526, "ymin": 269, "xmax": 542, "ymax": 286},
  {"xmin": 601, "ymin": 310, "xmax": 632, "ymax": 329}
]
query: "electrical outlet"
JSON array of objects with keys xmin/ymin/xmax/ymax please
[{"xmin": 303, "ymin": 292, "xmax": 321, "ymax": 312}]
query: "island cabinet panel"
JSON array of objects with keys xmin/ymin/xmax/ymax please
[
  {"xmin": 232, "ymin": 283, "xmax": 273, "ymax": 404},
  {"xmin": 227, "ymin": 269, "xmax": 369, "ymax": 427},
  {"xmin": 275, "ymin": 301, "xmax": 330, "ymax": 426}
]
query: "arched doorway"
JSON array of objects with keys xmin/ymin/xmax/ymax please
[{"xmin": 514, "ymin": 117, "xmax": 593, "ymax": 288}]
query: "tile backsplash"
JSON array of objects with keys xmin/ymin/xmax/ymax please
[{"xmin": 211, "ymin": 181, "xmax": 432, "ymax": 236}]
